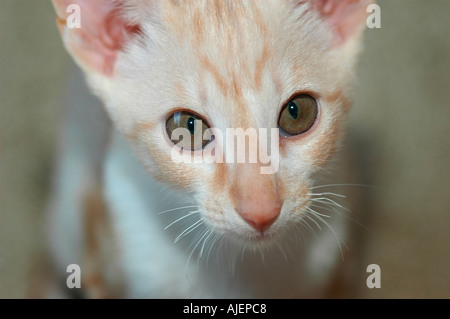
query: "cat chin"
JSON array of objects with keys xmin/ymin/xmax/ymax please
[
  {"xmin": 217, "ymin": 219, "xmax": 307, "ymax": 252},
  {"xmin": 222, "ymin": 228, "xmax": 284, "ymax": 250}
]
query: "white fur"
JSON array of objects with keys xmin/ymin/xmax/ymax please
[{"xmin": 49, "ymin": 0, "xmax": 367, "ymax": 298}]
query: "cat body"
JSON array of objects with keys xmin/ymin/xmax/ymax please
[{"xmin": 48, "ymin": 0, "xmax": 371, "ymax": 298}]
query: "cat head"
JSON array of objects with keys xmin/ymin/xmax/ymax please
[{"xmin": 53, "ymin": 0, "xmax": 371, "ymax": 245}]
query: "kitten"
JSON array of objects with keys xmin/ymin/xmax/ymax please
[{"xmin": 49, "ymin": 0, "xmax": 371, "ymax": 298}]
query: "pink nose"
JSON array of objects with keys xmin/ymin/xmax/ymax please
[{"xmin": 236, "ymin": 201, "xmax": 282, "ymax": 233}]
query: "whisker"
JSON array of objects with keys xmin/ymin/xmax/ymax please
[
  {"xmin": 240, "ymin": 244, "xmax": 247, "ymax": 263},
  {"xmin": 307, "ymin": 192, "xmax": 346, "ymax": 198},
  {"xmin": 310, "ymin": 202, "xmax": 373, "ymax": 234},
  {"xmin": 216, "ymin": 235, "xmax": 226, "ymax": 267},
  {"xmin": 164, "ymin": 210, "xmax": 201, "ymax": 230},
  {"xmin": 310, "ymin": 197, "xmax": 350, "ymax": 211},
  {"xmin": 275, "ymin": 241, "xmax": 288, "ymax": 262},
  {"xmin": 297, "ymin": 217, "xmax": 319, "ymax": 240},
  {"xmin": 307, "ymin": 207, "xmax": 347, "ymax": 261},
  {"xmin": 186, "ymin": 228, "xmax": 210, "ymax": 270},
  {"xmin": 305, "ymin": 206, "xmax": 330, "ymax": 219},
  {"xmin": 305, "ymin": 214, "xmax": 322, "ymax": 230},
  {"xmin": 206, "ymin": 232, "xmax": 222, "ymax": 266},
  {"xmin": 258, "ymin": 245, "xmax": 266, "ymax": 266},
  {"xmin": 311, "ymin": 183, "xmax": 379, "ymax": 190},
  {"xmin": 310, "ymin": 199, "xmax": 346, "ymax": 213},
  {"xmin": 174, "ymin": 219, "xmax": 203, "ymax": 243},
  {"xmin": 198, "ymin": 229, "xmax": 214, "ymax": 261},
  {"xmin": 292, "ymin": 223, "xmax": 308, "ymax": 248},
  {"xmin": 231, "ymin": 244, "xmax": 238, "ymax": 278},
  {"xmin": 158, "ymin": 205, "xmax": 199, "ymax": 215}
]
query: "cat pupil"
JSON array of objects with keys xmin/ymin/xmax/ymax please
[
  {"xmin": 288, "ymin": 102, "xmax": 298, "ymax": 119},
  {"xmin": 187, "ymin": 117, "xmax": 196, "ymax": 134}
]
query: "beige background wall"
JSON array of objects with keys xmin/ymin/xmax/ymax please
[{"xmin": 1, "ymin": 0, "xmax": 449, "ymax": 298}]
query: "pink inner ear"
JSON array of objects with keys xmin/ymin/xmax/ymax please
[
  {"xmin": 54, "ymin": 0, "xmax": 141, "ymax": 76},
  {"xmin": 310, "ymin": 0, "xmax": 370, "ymax": 43}
]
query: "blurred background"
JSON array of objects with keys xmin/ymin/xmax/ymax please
[{"xmin": 0, "ymin": 0, "xmax": 449, "ymax": 298}]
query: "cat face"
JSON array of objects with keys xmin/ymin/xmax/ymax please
[{"xmin": 54, "ymin": 0, "xmax": 370, "ymax": 244}]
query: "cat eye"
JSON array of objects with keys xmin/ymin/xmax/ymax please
[
  {"xmin": 278, "ymin": 94, "xmax": 318, "ymax": 136},
  {"xmin": 166, "ymin": 111, "xmax": 212, "ymax": 150}
]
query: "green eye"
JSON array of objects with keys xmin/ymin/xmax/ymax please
[
  {"xmin": 166, "ymin": 111, "xmax": 211, "ymax": 150},
  {"xmin": 278, "ymin": 94, "xmax": 318, "ymax": 136}
]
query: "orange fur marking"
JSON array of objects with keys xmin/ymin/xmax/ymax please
[
  {"xmin": 83, "ymin": 186, "xmax": 124, "ymax": 298},
  {"xmin": 326, "ymin": 89, "xmax": 351, "ymax": 112},
  {"xmin": 200, "ymin": 56, "xmax": 228, "ymax": 98},
  {"xmin": 128, "ymin": 121, "xmax": 157, "ymax": 142},
  {"xmin": 308, "ymin": 115, "xmax": 341, "ymax": 167},
  {"xmin": 212, "ymin": 162, "xmax": 227, "ymax": 194},
  {"xmin": 254, "ymin": 45, "xmax": 270, "ymax": 91}
]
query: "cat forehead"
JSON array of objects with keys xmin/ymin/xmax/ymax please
[
  {"xmin": 149, "ymin": 1, "xmax": 335, "ymax": 122},
  {"xmin": 159, "ymin": 0, "xmax": 330, "ymax": 69},
  {"xmin": 115, "ymin": 0, "xmax": 347, "ymax": 132}
]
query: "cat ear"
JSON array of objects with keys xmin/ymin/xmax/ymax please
[
  {"xmin": 52, "ymin": 0, "xmax": 144, "ymax": 77},
  {"xmin": 308, "ymin": 0, "xmax": 373, "ymax": 44}
]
